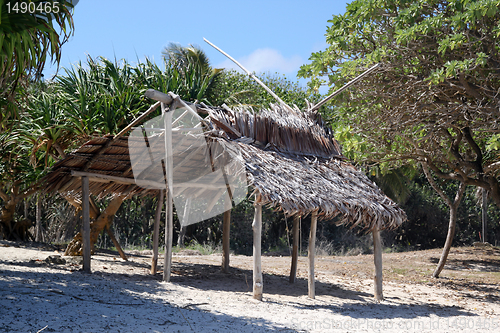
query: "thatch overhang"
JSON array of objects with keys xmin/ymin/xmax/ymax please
[{"xmin": 43, "ymin": 99, "xmax": 406, "ymax": 232}]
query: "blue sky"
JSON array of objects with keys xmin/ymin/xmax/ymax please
[{"xmin": 44, "ymin": 0, "xmax": 350, "ymax": 89}]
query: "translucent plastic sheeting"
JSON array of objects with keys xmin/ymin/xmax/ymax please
[{"xmin": 128, "ymin": 106, "xmax": 247, "ymax": 227}]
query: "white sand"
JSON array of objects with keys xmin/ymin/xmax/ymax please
[{"xmin": 0, "ymin": 241, "xmax": 499, "ymax": 333}]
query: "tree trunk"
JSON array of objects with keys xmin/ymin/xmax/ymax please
[
  {"xmin": 35, "ymin": 194, "xmax": 42, "ymax": 242},
  {"xmin": 432, "ymin": 203, "xmax": 458, "ymax": 277},
  {"xmin": 105, "ymin": 224, "xmax": 127, "ymax": 260},
  {"xmin": 0, "ymin": 200, "xmax": 17, "ymax": 239},
  {"xmin": 177, "ymin": 226, "xmax": 187, "ymax": 248},
  {"xmin": 422, "ymin": 163, "xmax": 466, "ymax": 278},
  {"xmin": 64, "ymin": 195, "xmax": 126, "ymax": 256},
  {"xmin": 486, "ymin": 176, "xmax": 500, "ymax": 211}
]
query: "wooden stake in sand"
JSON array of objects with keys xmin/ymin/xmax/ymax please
[
  {"xmin": 289, "ymin": 215, "xmax": 300, "ymax": 283},
  {"xmin": 151, "ymin": 190, "xmax": 164, "ymax": 275},
  {"xmin": 373, "ymin": 226, "xmax": 383, "ymax": 301},
  {"xmin": 81, "ymin": 176, "xmax": 91, "ymax": 273},
  {"xmin": 222, "ymin": 201, "xmax": 231, "ymax": 273},
  {"xmin": 308, "ymin": 210, "xmax": 318, "ymax": 298},
  {"xmin": 252, "ymin": 199, "xmax": 263, "ymax": 300}
]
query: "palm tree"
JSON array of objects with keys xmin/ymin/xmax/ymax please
[
  {"xmin": 162, "ymin": 43, "xmax": 223, "ymax": 103},
  {"xmin": 162, "ymin": 43, "xmax": 211, "ymax": 74},
  {"xmin": 0, "ymin": 0, "xmax": 75, "ymax": 130}
]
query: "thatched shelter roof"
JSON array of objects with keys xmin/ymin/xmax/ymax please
[{"xmin": 43, "ymin": 98, "xmax": 406, "ymax": 231}]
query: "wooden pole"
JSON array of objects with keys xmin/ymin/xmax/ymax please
[
  {"xmin": 308, "ymin": 210, "xmax": 318, "ymax": 298},
  {"xmin": 310, "ymin": 63, "xmax": 380, "ymax": 111},
  {"xmin": 81, "ymin": 176, "xmax": 91, "ymax": 273},
  {"xmin": 163, "ymin": 103, "xmax": 174, "ymax": 282},
  {"xmin": 151, "ymin": 190, "xmax": 164, "ymax": 275},
  {"xmin": 289, "ymin": 215, "xmax": 300, "ymax": 283},
  {"xmin": 482, "ymin": 189, "xmax": 488, "ymax": 243},
  {"xmin": 114, "ymin": 101, "xmax": 161, "ymax": 139},
  {"xmin": 373, "ymin": 227, "xmax": 383, "ymax": 301},
  {"xmin": 204, "ymin": 38, "xmax": 290, "ymax": 109},
  {"xmin": 222, "ymin": 208, "xmax": 231, "ymax": 273},
  {"xmin": 252, "ymin": 202, "xmax": 263, "ymax": 300}
]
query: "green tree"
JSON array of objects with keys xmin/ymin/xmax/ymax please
[
  {"xmin": 299, "ymin": 0, "xmax": 500, "ymax": 277},
  {"xmin": 0, "ymin": 0, "xmax": 75, "ymax": 239}
]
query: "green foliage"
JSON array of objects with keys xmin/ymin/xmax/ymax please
[
  {"xmin": 299, "ymin": 0, "xmax": 500, "ymax": 211},
  {"xmin": 207, "ymin": 70, "xmax": 323, "ymax": 110},
  {"xmin": 0, "ymin": 0, "xmax": 75, "ymax": 129}
]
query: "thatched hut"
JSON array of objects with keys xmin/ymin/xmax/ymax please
[{"xmin": 44, "ymin": 90, "xmax": 406, "ymax": 301}]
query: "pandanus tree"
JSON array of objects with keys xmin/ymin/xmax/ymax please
[
  {"xmin": 0, "ymin": 0, "xmax": 75, "ymax": 130},
  {"xmin": 0, "ymin": 0, "xmax": 75, "ymax": 239}
]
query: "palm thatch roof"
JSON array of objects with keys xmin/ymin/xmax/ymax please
[{"xmin": 43, "ymin": 97, "xmax": 406, "ymax": 231}]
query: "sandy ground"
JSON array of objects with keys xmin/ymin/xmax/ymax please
[{"xmin": 1, "ymin": 241, "xmax": 499, "ymax": 333}]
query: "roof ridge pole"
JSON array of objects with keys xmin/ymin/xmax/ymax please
[
  {"xmin": 204, "ymin": 38, "xmax": 291, "ymax": 110},
  {"xmin": 310, "ymin": 63, "xmax": 380, "ymax": 112}
]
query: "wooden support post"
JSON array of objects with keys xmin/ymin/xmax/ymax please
[
  {"xmin": 308, "ymin": 210, "xmax": 318, "ymax": 298},
  {"xmin": 373, "ymin": 227, "xmax": 383, "ymax": 301},
  {"xmin": 163, "ymin": 103, "xmax": 174, "ymax": 282},
  {"xmin": 151, "ymin": 190, "xmax": 164, "ymax": 275},
  {"xmin": 482, "ymin": 189, "xmax": 487, "ymax": 243},
  {"xmin": 221, "ymin": 199, "xmax": 231, "ymax": 273},
  {"xmin": 252, "ymin": 202, "xmax": 263, "ymax": 300},
  {"xmin": 81, "ymin": 176, "xmax": 91, "ymax": 273},
  {"xmin": 289, "ymin": 215, "xmax": 300, "ymax": 283}
]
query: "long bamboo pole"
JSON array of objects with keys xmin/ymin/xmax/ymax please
[
  {"xmin": 310, "ymin": 63, "xmax": 380, "ymax": 111},
  {"xmin": 204, "ymin": 38, "xmax": 289, "ymax": 109}
]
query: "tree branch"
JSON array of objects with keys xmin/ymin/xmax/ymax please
[
  {"xmin": 484, "ymin": 161, "xmax": 500, "ymax": 174},
  {"xmin": 462, "ymin": 127, "xmax": 483, "ymax": 174},
  {"xmin": 0, "ymin": 189, "xmax": 8, "ymax": 202},
  {"xmin": 459, "ymin": 74, "xmax": 483, "ymax": 100},
  {"xmin": 421, "ymin": 162, "xmax": 452, "ymax": 207}
]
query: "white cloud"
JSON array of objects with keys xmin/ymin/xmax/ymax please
[{"xmin": 216, "ymin": 48, "xmax": 303, "ymax": 75}]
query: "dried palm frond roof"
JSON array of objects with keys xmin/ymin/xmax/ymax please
[{"xmin": 43, "ymin": 96, "xmax": 406, "ymax": 231}]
